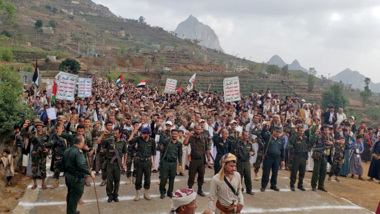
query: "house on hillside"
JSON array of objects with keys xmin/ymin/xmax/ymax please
[{"xmin": 42, "ymin": 27, "xmax": 54, "ymax": 34}]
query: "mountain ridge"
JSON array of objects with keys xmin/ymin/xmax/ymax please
[
  {"xmin": 267, "ymin": 55, "xmax": 307, "ymax": 72},
  {"xmin": 174, "ymin": 15, "xmax": 223, "ymax": 52}
]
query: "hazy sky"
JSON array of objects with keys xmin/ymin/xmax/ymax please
[{"xmin": 94, "ymin": 0, "xmax": 380, "ymax": 82}]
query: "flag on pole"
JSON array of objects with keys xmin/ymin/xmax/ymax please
[
  {"xmin": 116, "ymin": 75, "xmax": 123, "ymax": 86},
  {"xmin": 32, "ymin": 60, "xmax": 40, "ymax": 88},
  {"xmin": 120, "ymin": 82, "xmax": 127, "ymax": 94},
  {"xmin": 187, "ymin": 73, "xmax": 196, "ymax": 91},
  {"xmin": 177, "ymin": 87, "xmax": 182, "ymax": 92},
  {"xmin": 137, "ymin": 80, "xmax": 146, "ymax": 87},
  {"xmin": 52, "ymin": 81, "xmax": 57, "ymax": 103}
]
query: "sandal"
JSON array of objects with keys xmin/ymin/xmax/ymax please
[
  {"xmin": 100, "ymin": 180, "xmax": 107, "ymax": 186},
  {"xmin": 31, "ymin": 184, "xmax": 37, "ymax": 190}
]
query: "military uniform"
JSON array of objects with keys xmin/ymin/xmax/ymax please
[
  {"xmin": 261, "ymin": 126, "xmax": 285, "ymax": 190},
  {"xmin": 310, "ymin": 133, "xmax": 332, "ymax": 190},
  {"xmin": 212, "ymin": 134, "xmax": 232, "ymax": 174},
  {"xmin": 129, "ymin": 136, "xmax": 156, "ymax": 191},
  {"xmin": 125, "ymin": 130, "xmax": 138, "ymax": 179},
  {"xmin": 236, "ymin": 139, "xmax": 255, "ymax": 193},
  {"xmin": 187, "ymin": 135, "xmax": 210, "ymax": 190},
  {"xmin": 288, "ymin": 134, "xmax": 308, "ymax": 189},
  {"xmin": 252, "ymin": 127, "xmax": 264, "ymax": 174},
  {"xmin": 63, "ymin": 146, "xmax": 91, "ymax": 214},
  {"xmin": 228, "ymin": 130, "xmax": 240, "ymax": 155},
  {"xmin": 104, "ymin": 137, "xmax": 127, "ymax": 199},
  {"xmin": 329, "ymin": 142, "xmax": 345, "ymax": 177},
  {"xmin": 30, "ymin": 132, "xmax": 49, "ymax": 179},
  {"xmin": 48, "ymin": 133, "xmax": 68, "ymax": 180},
  {"xmin": 100, "ymin": 133, "xmax": 114, "ymax": 181},
  {"xmin": 159, "ymin": 138, "xmax": 182, "ymax": 197},
  {"xmin": 283, "ymin": 124, "xmax": 296, "ymax": 169}
]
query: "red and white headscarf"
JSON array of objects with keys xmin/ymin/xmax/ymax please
[{"xmin": 171, "ymin": 189, "xmax": 197, "ymax": 211}]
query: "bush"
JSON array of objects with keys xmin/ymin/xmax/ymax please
[
  {"xmin": 35, "ymin": 20, "xmax": 43, "ymax": 28},
  {"xmin": 0, "ymin": 30, "xmax": 13, "ymax": 38},
  {"xmin": 0, "ymin": 66, "xmax": 34, "ymax": 142},
  {"xmin": 59, "ymin": 58, "xmax": 81, "ymax": 74},
  {"xmin": 0, "ymin": 48, "xmax": 13, "ymax": 61},
  {"xmin": 45, "ymin": 57, "xmax": 51, "ymax": 63}
]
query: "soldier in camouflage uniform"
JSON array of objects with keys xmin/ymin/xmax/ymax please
[
  {"xmin": 97, "ymin": 121, "xmax": 114, "ymax": 187},
  {"xmin": 125, "ymin": 120, "xmax": 140, "ymax": 184},
  {"xmin": 310, "ymin": 125, "xmax": 334, "ymax": 192},
  {"xmin": 228, "ymin": 120, "xmax": 241, "ymax": 155},
  {"xmin": 29, "ymin": 121, "xmax": 49, "ymax": 190},
  {"xmin": 104, "ymin": 127, "xmax": 127, "ymax": 203},
  {"xmin": 252, "ymin": 125, "xmax": 264, "ymax": 180},
  {"xmin": 47, "ymin": 125, "xmax": 68, "ymax": 189},
  {"xmin": 328, "ymin": 136, "xmax": 346, "ymax": 182}
]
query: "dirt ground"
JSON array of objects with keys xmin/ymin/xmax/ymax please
[
  {"xmin": 0, "ymin": 171, "xmax": 31, "ymax": 213},
  {"xmin": 4, "ymin": 161, "xmax": 380, "ymax": 213},
  {"xmin": 314, "ymin": 161, "xmax": 380, "ymax": 212}
]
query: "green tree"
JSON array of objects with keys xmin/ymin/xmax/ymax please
[
  {"xmin": 138, "ymin": 16, "xmax": 145, "ymax": 23},
  {"xmin": 266, "ymin": 65, "xmax": 281, "ymax": 74},
  {"xmin": 0, "ymin": 0, "xmax": 16, "ymax": 24},
  {"xmin": 308, "ymin": 67, "xmax": 316, "ymax": 92},
  {"xmin": 360, "ymin": 77, "xmax": 372, "ymax": 107},
  {"xmin": 143, "ymin": 59, "xmax": 152, "ymax": 72},
  {"xmin": 0, "ymin": 30, "xmax": 13, "ymax": 38},
  {"xmin": 59, "ymin": 58, "xmax": 81, "ymax": 74},
  {"xmin": 321, "ymin": 83, "xmax": 349, "ymax": 111},
  {"xmin": 0, "ymin": 47, "xmax": 13, "ymax": 61},
  {"xmin": 35, "ymin": 20, "xmax": 43, "ymax": 28},
  {"xmin": 48, "ymin": 19, "xmax": 57, "ymax": 28},
  {"xmin": 281, "ymin": 65, "xmax": 289, "ymax": 77},
  {"xmin": 0, "ymin": 66, "xmax": 34, "ymax": 142}
]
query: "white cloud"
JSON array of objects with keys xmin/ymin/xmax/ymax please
[{"xmin": 93, "ymin": 0, "xmax": 380, "ymax": 82}]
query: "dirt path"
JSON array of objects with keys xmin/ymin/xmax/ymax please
[{"xmin": 0, "ymin": 172, "xmax": 31, "ymax": 213}]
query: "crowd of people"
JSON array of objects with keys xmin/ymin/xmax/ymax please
[{"xmin": 2, "ymin": 76, "xmax": 380, "ymax": 214}]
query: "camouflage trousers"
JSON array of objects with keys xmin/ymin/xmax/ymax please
[
  {"xmin": 329, "ymin": 161, "xmax": 343, "ymax": 177},
  {"xmin": 254, "ymin": 154, "xmax": 263, "ymax": 173},
  {"xmin": 32, "ymin": 157, "xmax": 47, "ymax": 179},
  {"xmin": 53, "ymin": 159, "xmax": 63, "ymax": 179},
  {"xmin": 126, "ymin": 154, "xmax": 136, "ymax": 178}
]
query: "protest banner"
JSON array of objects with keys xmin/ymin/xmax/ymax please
[
  {"xmin": 46, "ymin": 108, "xmax": 57, "ymax": 120},
  {"xmin": 78, "ymin": 78, "xmax": 92, "ymax": 98},
  {"xmin": 164, "ymin": 78, "xmax": 178, "ymax": 94},
  {"xmin": 55, "ymin": 71, "xmax": 78, "ymax": 101},
  {"xmin": 223, "ymin": 76, "xmax": 241, "ymax": 102}
]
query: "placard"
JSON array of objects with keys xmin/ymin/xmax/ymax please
[
  {"xmin": 223, "ymin": 76, "xmax": 241, "ymax": 102},
  {"xmin": 164, "ymin": 78, "xmax": 177, "ymax": 94},
  {"xmin": 78, "ymin": 78, "xmax": 92, "ymax": 98},
  {"xmin": 46, "ymin": 108, "xmax": 57, "ymax": 120},
  {"xmin": 55, "ymin": 72, "xmax": 78, "ymax": 101}
]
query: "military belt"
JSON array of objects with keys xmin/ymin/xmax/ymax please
[
  {"xmin": 164, "ymin": 157, "xmax": 177, "ymax": 163},
  {"xmin": 136, "ymin": 157, "xmax": 151, "ymax": 162}
]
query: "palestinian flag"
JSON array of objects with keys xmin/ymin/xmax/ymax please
[
  {"xmin": 32, "ymin": 60, "xmax": 40, "ymax": 88},
  {"xmin": 116, "ymin": 75, "xmax": 123, "ymax": 86},
  {"xmin": 52, "ymin": 81, "xmax": 57, "ymax": 103},
  {"xmin": 137, "ymin": 80, "xmax": 146, "ymax": 87}
]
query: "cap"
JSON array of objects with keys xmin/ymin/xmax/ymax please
[
  {"xmin": 132, "ymin": 119, "xmax": 140, "ymax": 124},
  {"xmin": 165, "ymin": 121, "xmax": 173, "ymax": 126},
  {"xmin": 274, "ymin": 126, "xmax": 282, "ymax": 132},
  {"xmin": 230, "ymin": 120, "xmax": 237, "ymax": 124},
  {"xmin": 110, "ymin": 103, "xmax": 116, "ymax": 108},
  {"xmin": 199, "ymin": 119, "xmax": 205, "ymax": 123},
  {"xmin": 35, "ymin": 121, "xmax": 45, "ymax": 127},
  {"xmin": 350, "ymin": 116, "xmax": 355, "ymax": 120},
  {"xmin": 301, "ymin": 99, "xmax": 306, "ymax": 102},
  {"xmin": 141, "ymin": 127, "xmax": 151, "ymax": 134}
]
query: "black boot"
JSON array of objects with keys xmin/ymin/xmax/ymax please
[
  {"xmin": 108, "ymin": 196, "xmax": 113, "ymax": 203},
  {"xmin": 197, "ymin": 186, "xmax": 205, "ymax": 197}
]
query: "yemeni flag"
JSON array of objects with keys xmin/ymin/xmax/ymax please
[
  {"xmin": 52, "ymin": 81, "xmax": 57, "ymax": 103},
  {"xmin": 137, "ymin": 80, "xmax": 146, "ymax": 87},
  {"xmin": 186, "ymin": 73, "xmax": 196, "ymax": 91},
  {"xmin": 116, "ymin": 74, "xmax": 123, "ymax": 86},
  {"xmin": 32, "ymin": 60, "xmax": 40, "ymax": 88},
  {"xmin": 177, "ymin": 87, "xmax": 182, "ymax": 92}
]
